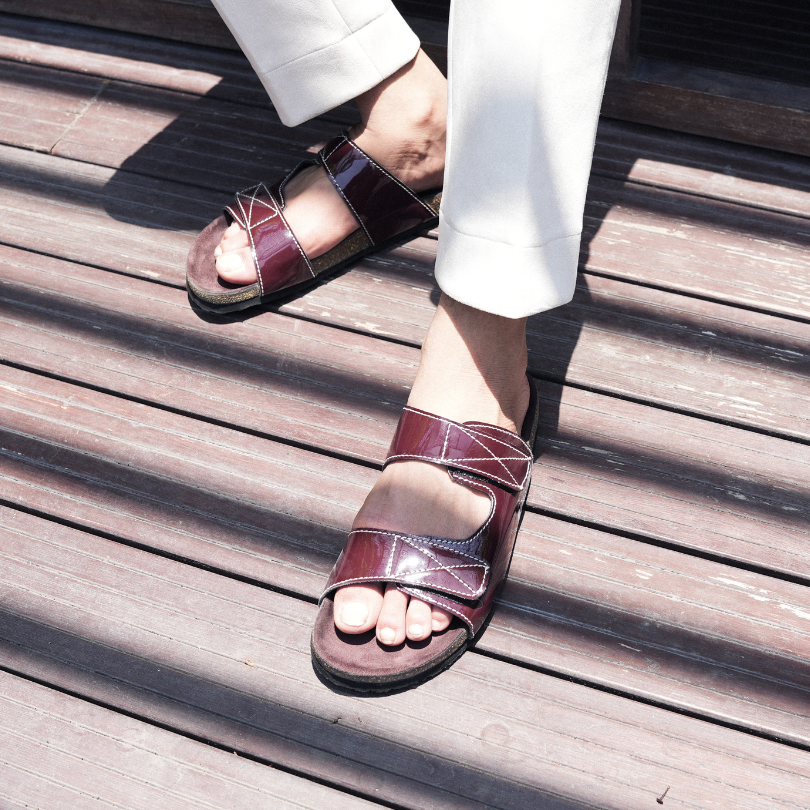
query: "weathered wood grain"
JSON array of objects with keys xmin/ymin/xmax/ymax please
[
  {"xmin": 6, "ymin": 11, "xmax": 810, "ymax": 208},
  {"xmin": 0, "ymin": 363, "xmax": 808, "ymax": 744},
  {"xmin": 602, "ymin": 72, "xmax": 810, "ymax": 160},
  {"xmin": 1, "ymin": 249, "xmax": 808, "ymax": 576},
  {"xmin": 0, "ymin": 1, "xmax": 239, "ymax": 50},
  {"xmin": 0, "ymin": 671, "xmax": 379, "ymax": 810},
  {"xmin": 0, "ymin": 59, "xmax": 104, "ymax": 152},
  {"xmin": 281, "ymin": 250, "xmax": 810, "ymax": 439},
  {"xmin": 3, "ymin": 148, "xmax": 809, "ymax": 440},
  {"xmin": 594, "ymin": 119, "xmax": 810, "ymax": 216},
  {"xmin": 496, "ymin": 514, "xmax": 810, "ymax": 746},
  {"xmin": 2, "ymin": 47, "xmax": 810, "ymax": 317},
  {"xmin": 2, "ymin": 506, "xmax": 809, "ymax": 810}
]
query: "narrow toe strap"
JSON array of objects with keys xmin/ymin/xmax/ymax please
[
  {"xmin": 319, "ymin": 133, "xmax": 439, "ymax": 246},
  {"xmin": 224, "ymin": 182, "xmax": 314, "ymax": 296}
]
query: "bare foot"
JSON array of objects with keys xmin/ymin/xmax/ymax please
[
  {"xmin": 333, "ymin": 295, "xmax": 531, "ymax": 645},
  {"xmin": 214, "ymin": 48, "xmax": 447, "ymax": 285}
]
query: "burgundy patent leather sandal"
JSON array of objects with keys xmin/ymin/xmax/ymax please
[
  {"xmin": 311, "ymin": 377, "xmax": 540, "ymax": 693},
  {"xmin": 186, "ymin": 132, "xmax": 441, "ymax": 314}
]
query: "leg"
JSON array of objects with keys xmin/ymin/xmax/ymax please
[
  {"xmin": 334, "ymin": 293, "xmax": 530, "ymax": 643},
  {"xmin": 332, "ymin": 0, "xmax": 622, "ymax": 647}
]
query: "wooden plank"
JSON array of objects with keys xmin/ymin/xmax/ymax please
[
  {"xmin": 495, "ymin": 513, "xmax": 810, "ymax": 746},
  {"xmin": 282, "ymin": 251, "xmax": 810, "ymax": 440},
  {"xmin": 0, "ymin": 11, "xmax": 264, "ymax": 104},
  {"xmin": 1, "ymin": 249, "xmax": 808, "ymax": 578},
  {"xmin": 602, "ymin": 71, "xmax": 810, "ymax": 160},
  {"xmin": 0, "ymin": 363, "xmax": 808, "ymax": 742},
  {"xmin": 0, "ymin": 671, "xmax": 377, "ymax": 810},
  {"xmin": 593, "ymin": 119, "xmax": 810, "ymax": 215},
  {"xmin": 582, "ymin": 175, "xmax": 810, "ymax": 318},
  {"xmin": 1, "ymin": 506, "xmax": 809, "ymax": 810},
  {"xmin": 0, "ymin": 59, "xmax": 105, "ymax": 152},
  {"xmin": 2, "ymin": 94, "xmax": 807, "ymax": 326},
  {"xmin": 2, "ymin": 54, "xmax": 809, "ymax": 316},
  {"xmin": 6, "ymin": 12, "xmax": 810, "ymax": 217},
  {"xmin": 0, "ymin": 1, "xmax": 239, "ymax": 50},
  {"xmin": 2, "ymin": 146, "xmax": 809, "ymax": 440},
  {"xmin": 0, "ymin": 11, "xmax": 427, "ymax": 108}
]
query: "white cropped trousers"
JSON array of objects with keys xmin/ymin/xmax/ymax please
[{"xmin": 211, "ymin": 0, "xmax": 621, "ymax": 318}]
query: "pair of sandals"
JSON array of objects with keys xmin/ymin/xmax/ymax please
[{"xmin": 187, "ymin": 133, "xmax": 539, "ymax": 692}]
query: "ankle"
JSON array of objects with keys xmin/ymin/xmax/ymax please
[
  {"xmin": 352, "ymin": 50, "xmax": 447, "ymax": 190},
  {"xmin": 407, "ymin": 295, "xmax": 530, "ymax": 431}
]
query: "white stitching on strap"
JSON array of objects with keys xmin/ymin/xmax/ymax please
[
  {"xmin": 341, "ymin": 529, "xmax": 489, "ymax": 598},
  {"xmin": 391, "ymin": 408, "xmax": 532, "ymax": 489},
  {"xmin": 385, "ymin": 452, "xmax": 526, "ymax": 491}
]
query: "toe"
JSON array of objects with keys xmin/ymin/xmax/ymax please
[
  {"xmin": 333, "ymin": 584, "xmax": 383, "ymax": 634},
  {"xmin": 376, "ymin": 583, "xmax": 408, "ymax": 646},
  {"xmin": 431, "ymin": 606, "xmax": 452, "ymax": 633},
  {"xmin": 219, "ymin": 228, "xmax": 250, "ymax": 253},
  {"xmin": 215, "ymin": 247, "xmax": 256, "ymax": 284},
  {"xmin": 405, "ymin": 597, "xmax": 433, "ymax": 641}
]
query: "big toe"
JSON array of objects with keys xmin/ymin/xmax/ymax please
[
  {"xmin": 333, "ymin": 584, "xmax": 384, "ymax": 635},
  {"xmin": 213, "ymin": 222, "xmax": 257, "ymax": 284},
  {"xmin": 215, "ymin": 246, "xmax": 256, "ymax": 284}
]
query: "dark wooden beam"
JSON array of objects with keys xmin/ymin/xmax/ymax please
[
  {"xmin": 0, "ymin": 0, "xmax": 239, "ymax": 49},
  {"xmin": 4, "ymin": 0, "xmax": 810, "ymax": 157}
]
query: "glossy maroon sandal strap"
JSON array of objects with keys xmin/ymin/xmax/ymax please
[
  {"xmin": 318, "ymin": 133, "xmax": 439, "ymax": 245},
  {"xmin": 322, "ymin": 529, "xmax": 490, "ymax": 601},
  {"xmin": 321, "ymin": 380, "xmax": 539, "ymax": 639},
  {"xmin": 224, "ymin": 182, "xmax": 314, "ymax": 296},
  {"xmin": 386, "ymin": 407, "xmax": 533, "ymax": 492}
]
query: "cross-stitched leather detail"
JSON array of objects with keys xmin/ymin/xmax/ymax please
[
  {"xmin": 225, "ymin": 182, "xmax": 314, "ymax": 295},
  {"xmin": 386, "ymin": 407, "xmax": 532, "ymax": 492}
]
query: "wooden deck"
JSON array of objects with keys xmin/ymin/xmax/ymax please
[{"xmin": 1, "ymin": 12, "xmax": 809, "ymax": 809}]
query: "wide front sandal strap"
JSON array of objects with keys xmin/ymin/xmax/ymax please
[
  {"xmin": 318, "ymin": 133, "xmax": 440, "ymax": 246},
  {"xmin": 323, "ymin": 527, "xmax": 490, "ymax": 601}
]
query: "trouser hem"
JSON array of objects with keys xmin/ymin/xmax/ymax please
[
  {"xmin": 434, "ymin": 216, "xmax": 581, "ymax": 319},
  {"xmin": 259, "ymin": 7, "xmax": 420, "ymax": 126}
]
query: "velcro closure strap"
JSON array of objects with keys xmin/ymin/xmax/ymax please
[
  {"xmin": 319, "ymin": 134, "xmax": 437, "ymax": 246},
  {"xmin": 322, "ymin": 529, "xmax": 489, "ymax": 601},
  {"xmin": 386, "ymin": 407, "xmax": 532, "ymax": 492}
]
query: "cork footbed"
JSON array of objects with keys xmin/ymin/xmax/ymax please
[
  {"xmin": 185, "ymin": 215, "xmax": 263, "ymax": 310},
  {"xmin": 311, "ymin": 594, "xmax": 468, "ymax": 693}
]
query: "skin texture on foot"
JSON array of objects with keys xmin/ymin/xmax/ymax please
[
  {"xmin": 215, "ymin": 48, "xmax": 447, "ymax": 285},
  {"xmin": 334, "ymin": 295, "xmax": 531, "ymax": 647}
]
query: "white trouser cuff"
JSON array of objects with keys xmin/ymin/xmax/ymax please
[
  {"xmin": 257, "ymin": 7, "xmax": 419, "ymax": 126},
  {"xmin": 434, "ymin": 214, "xmax": 581, "ymax": 319}
]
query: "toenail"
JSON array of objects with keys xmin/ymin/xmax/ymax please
[
  {"xmin": 340, "ymin": 603, "xmax": 368, "ymax": 627},
  {"xmin": 216, "ymin": 253, "xmax": 241, "ymax": 272},
  {"xmin": 432, "ymin": 619, "xmax": 442, "ymax": 631},
  {"xmin": 213, "ymin": 245, "xmax": 222, "ymax": 257},
  {"xmin": 408, "ymin": 623, "xmax": 425, "ymax": 638},
  {"xmin": 379, "ymin": 627, "xmax": 396, "ymax": 644}
]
